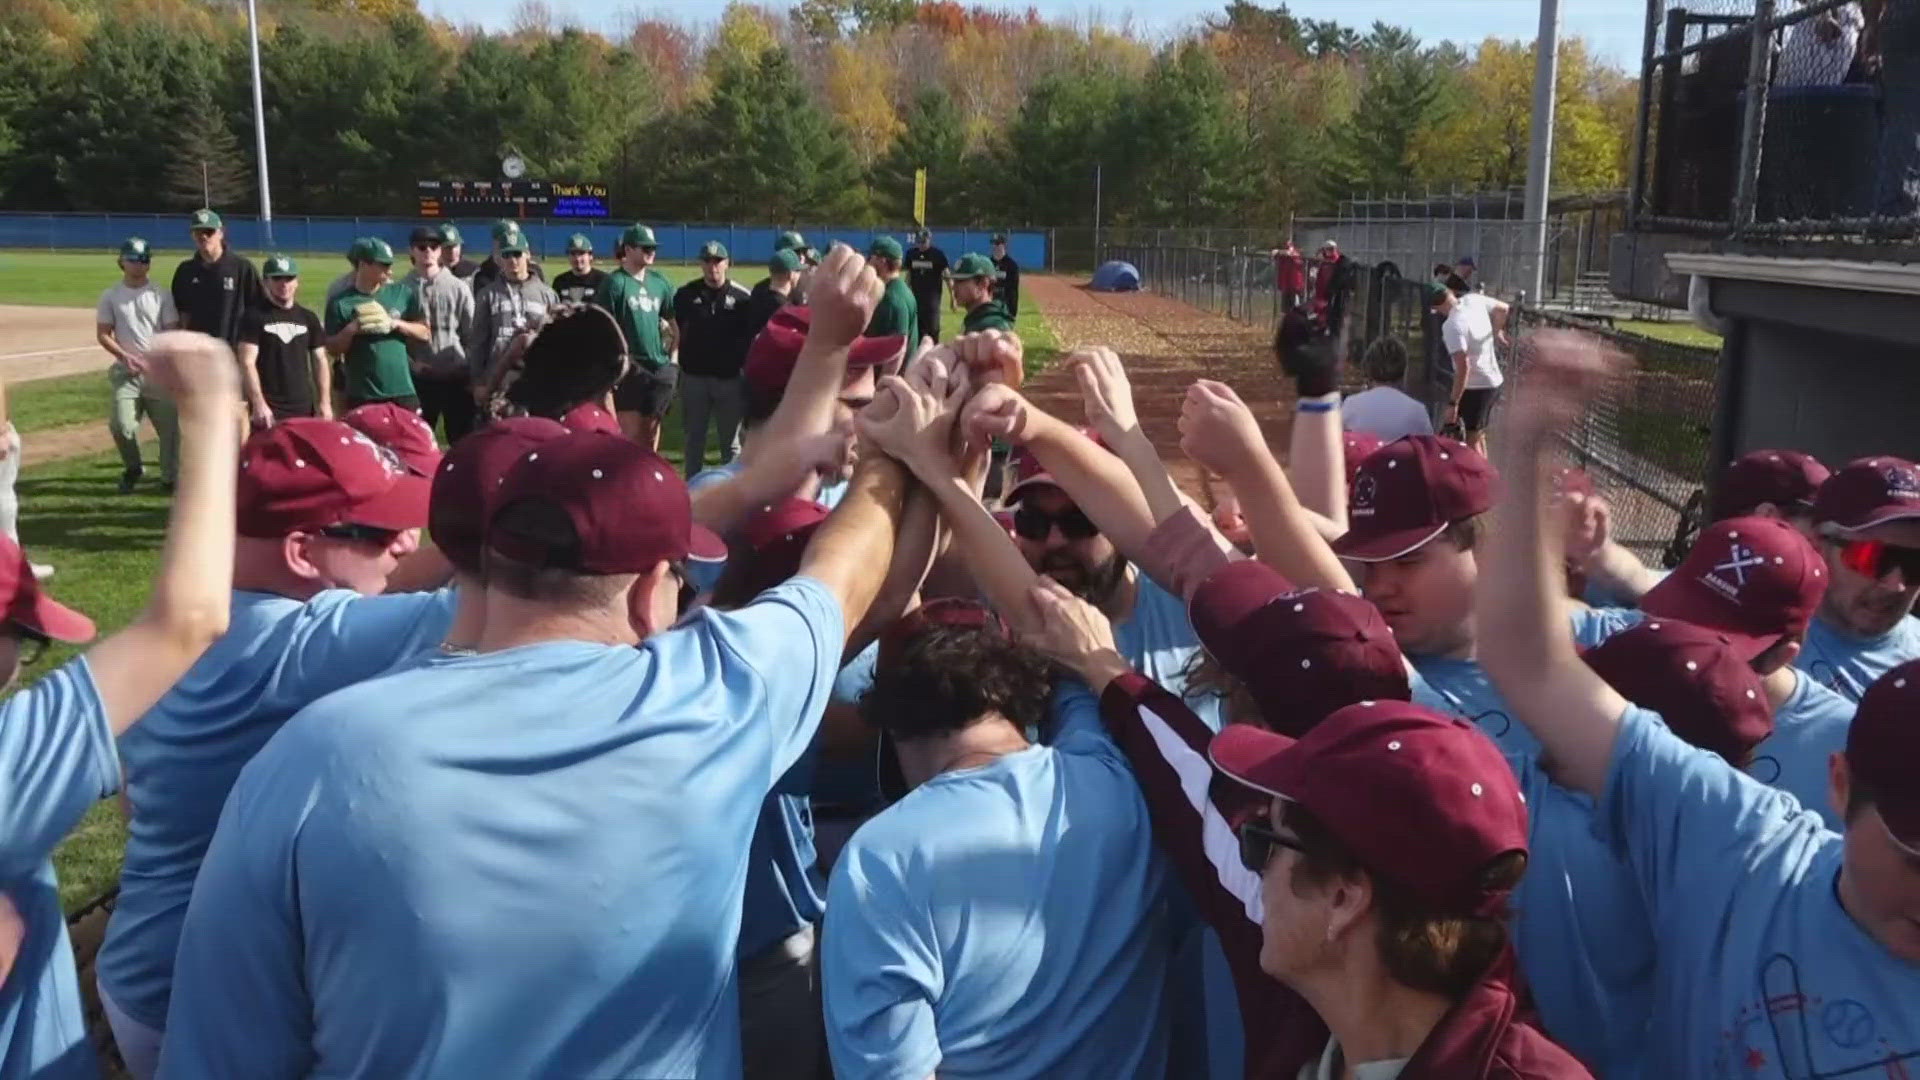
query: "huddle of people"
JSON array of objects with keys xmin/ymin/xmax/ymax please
[{"xmin": 11, "ymin": 233, "xmax": 1916, "ymax": 1080}]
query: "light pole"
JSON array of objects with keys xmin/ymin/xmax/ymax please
[
  {"xmin": 245, "ymin": 0, "xmax": 274, "ymax": 248},
  {"xmin": 1523, "ymin": 0, "xmax": 1561, "ymax": 303}
]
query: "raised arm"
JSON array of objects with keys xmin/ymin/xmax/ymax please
[
  {"xmin": 1288, "ymin": 390, "xmax": 1348, "ymax": 536},
  {"xmin": 85, "ymin": 332, "xmax": 241, "ymax": 733},
  {"xmin": 1070, "ymin": 346, "xmax": 1199, "ymax": 528},
  {"xmin": 797, "ymin": 431, "xmax": 912, "ymax": 642},
  {"xmin": 1475, "ymin": 331, "xmax": 1632, "ymax": 798}
]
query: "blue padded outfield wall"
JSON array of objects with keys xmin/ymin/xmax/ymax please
[{"xmin": 0, "ymin": 214, "xmax": 1052, "ymax": 270}]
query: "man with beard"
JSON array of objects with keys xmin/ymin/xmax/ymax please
[{"xmin": 1794, "ymin": 456, "xmax": 1920, "ymax": 699}]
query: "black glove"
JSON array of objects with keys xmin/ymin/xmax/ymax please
[
  {"xmin": 507, "ymin": 304, "xmax": 630, "ymax": 419},
  {"xmin": 1275, "ymin": 311, "xmax": 1339, "ymax": 397}
]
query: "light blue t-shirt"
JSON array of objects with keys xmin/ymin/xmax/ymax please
[
  {"xmin": 1115, "ymin": 571, "xmax": 1222, "ymax": 733},
  {"xmin": 99, "ymin": 587, "xmax": 457, "ymax": 1029},
  {"xmin": 158, "ymin": 578, "xmax": 845, "ymax": 1080},
  {"xmin": 822, "ymin": 681, "xmax": 1171, "ymax": 1080},
  {"xmin": 0, "ymin": 657, "xmax": 115, "ymax": 1080},
  {"xmin": 1797, "ymin": 613, "xmax": 1920, "ymax": 702},
  {"xmin": 1599, "ymin": 703, "xmax": 1920, "ymax": 1080},
  {"xmin": 685, "ymin": 458, "xmax": 848, "ymax": 594},
  {"xmin": 1747, "ymin": 669, "xmax": 1855, "ymax": 832}
]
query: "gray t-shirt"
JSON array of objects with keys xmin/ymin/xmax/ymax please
[
  {"xmin": 95, "ymin": 280, "xmax": 179, "ymax": 363},
  {"xmin": 1342, "ymin": 386, "xmax": 1434, "ymax": 442}
]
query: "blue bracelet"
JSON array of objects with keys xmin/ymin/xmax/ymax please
[{"xmin": 1297, "ymin": 400, "xmax": 1337, "ymax": 413}]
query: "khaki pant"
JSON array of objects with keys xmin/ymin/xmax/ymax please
[{"xmin": 107, "ymin": 365, "xmax": 180, "ymax": 481}]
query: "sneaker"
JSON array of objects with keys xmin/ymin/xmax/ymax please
[
  {"xmin": 118, "ymin": 468, "xmax": 143, "ymax": 494},
  {"xmin": 29, "ymin": 563, "xmax": 53, "ymax": 582}
]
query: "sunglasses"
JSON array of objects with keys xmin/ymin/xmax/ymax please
[
  {"xmin": 1839, "ymin": 537, "xmax": 1920, "ymax": 582},
  {"xmin": 412, "ymin": 241, "xmax": 441, "ymax": 250},
  {"xmin": 1237, "ymin": 818, "xmax": 1304, "ymax": 873},
  {"xmin": 1012, "ymin": 503, "xmax": 1099, "ymax": 542},
  {"xmin": 318, "ymin": 523, "xmax": 402, "ymax": 546},
  {"xmin": 670, "ymin": 560, "xmax": 698, "ymax": 615}
]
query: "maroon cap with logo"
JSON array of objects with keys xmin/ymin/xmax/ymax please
[
  {"xmin": 1812, "ymin": 456, "xmax": 1920, "ymax": 532},
  {"xmin": 560, "ymin": 401, "xmax": 620, "ymax": 435},
  {"xmin": 1209, "ymin": 701, "xmax": 1527, "ymax": 916},
  {"xmin": 1341, "ymin": 430, "xmax": 1384, "ymax": 484},
  {"xmin": 1004, "ymin": 428, "xmax": 1108, "ymax": 505},
  {"xmin": 877, "ymin": 597, "xmax": 1010, "ymax": 673},
  {"xmin": 429, "ymin": 417, "xmax": 569, "ymax": 575},
  {"xmin": 1847, "ymin": 659, "xmax": 1920, "ymax": 853},
  {"xmin": 1333, "ymin": 435, "xmax": 1497, "ymax": 562},
  {"xmin": 237, "ymin": 419, "xmax": 431, "ymax": 539},
  {"xmin": 717, "ymin": 498, "xmax": 832, "ymax": 602},
  {"xmin": 343, "ymin": 403, "xmax": 441, "ymax": 477},
  {"xmin": 1582, "ymin": 618, "xmax": 1772, "ymax": 765},
  {"xmin": 488, "ymin": 431, "xmax": 725, "ymax": 573},
  {"xmin": 1640, "ymin": 516, "xmax": 1826, "ymax": 661},
  {"xmin": 1712, "ymin": 450, "xmax": 1829, "ymax": 521},
  {"xmin": 743, "ymin": 306, "xmax": 908, "ymax": 398},
  {"xmin": 0, "ymin": 533, "xmax": 93, "ymax": 643},
  {"xmin": 1188, "ymin": 560, "xmax": 1410, "ymax": 737}
]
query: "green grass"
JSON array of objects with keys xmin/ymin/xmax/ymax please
[
  {"xmin": 1616, "ymin": 319, "xmax": 1724, "ymax": 350},
  {"xmin": 12, "ymin": 373, "xmax": 109, "ymax": 435}
]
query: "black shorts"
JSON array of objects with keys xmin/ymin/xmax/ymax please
[
  {"xmin": 613, "ymin": 364, "xmax": 679, "ymax": 419},
  {"xmin": 1459, "ymin": 386, "xmax": 1500, "ymax": 432}
]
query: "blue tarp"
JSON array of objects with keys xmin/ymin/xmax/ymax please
[{"xmin": 1090, "ymin": 260, "xmax": 1140, "ymax": 292}]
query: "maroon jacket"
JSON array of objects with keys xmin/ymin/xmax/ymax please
[{"xmin": 1097, "ymin": 673, "xmax": 1593, "ymax": 1080}]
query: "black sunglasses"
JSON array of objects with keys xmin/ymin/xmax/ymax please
[
  {"xmin": 318, "ymin": 523, "xmax": 402, "ymax": 545},
  {"xmin": 670, "ymin": 560, "xmax": 698, "ymax": 615},
  {"xmin": 1237, "ymin": 818, "xmax": 1304, "ymax": 873},
  {"xmin": 1012, "ymin": 503, "xmax": 1099, "ymax": 542},
  {"xmin": 1839, "ymin": 537, "xmax": 1920, "ymax": 583}
]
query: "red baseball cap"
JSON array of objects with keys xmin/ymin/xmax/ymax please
[
  {"xmin": 1341, "ymin": 430, "xmax": 1384, "ymax": 484},
  {"xmin": 1640, "ymin": 516, "xmax": 1826, "ymax": 661},
  {"xmin": 0, "ymin": 534, "xmax": 93, "ymax": 643},
  {"xmin": 1188, "ymin": 560, "xmax": 1410, "ymax": 737},
  {"xmin": 743, "ymin": 306, "xmax": 907, "ymax": 398},
  {"xmin": 1712, "ymin": 450, "xmax": 1829, "ymax": 521},
  {"xmin": 877, "ymin": 597, "xmax": 1010, "ymax": 673},
  {"xmin": 560, "ymin": 402, "xmax": 620, "ymax": 435},
  {"xmin": 489, "ymin": 432, "xmax": 725, "ymax": 573},
  {"xmin": 429, "ymin": 417, "xmax": 569, "ymax": 575},
  {"xmin": 717, "ymin": 498, "xmax": 832, "ymax": 602},
  {"xmin": 1209, "ymin": 701, "xmax": 1527, "ymax": 916},
  {"xmin": 1812, "ymin": 456, "xmax": 1920, "ymax": 533},
  {"xmin": 1004, "ymin": 428, "xmax": 1109, "ymax": 505},
  {"xmin": 1847, "ymin": 659, "xmax": 1920, "ymax": 852},
  {"xmin": 342, "ymin": 403, "xmax": 441, "ymax": 477},
  {"xmin": 1333, "ymin": 435, "xmax": 1497, "ymax": 562},
  {"xmin": 237, "ymin": 419, "xmax": 431, "ymax": 538},
  {"xmin": 1582, "ymin": 618, "xmax": 1772, "ymax": 765}
]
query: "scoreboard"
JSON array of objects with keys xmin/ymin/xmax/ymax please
[{"xmin": 417, "ymin": 180, "xmax": 611, "ymax": 219}]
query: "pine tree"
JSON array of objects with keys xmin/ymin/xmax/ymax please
[
  {"xmin": 163, "ymin": 104, "xmax": 253, "ymax": 211},
  {"xmin": 869, "ymin": 87, "xmax": 966, "ymax": 222}
]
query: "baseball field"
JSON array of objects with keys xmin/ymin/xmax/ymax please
[{"xmin": 0, "ymin": 247, "xmax": 1064, "ymax": 912}]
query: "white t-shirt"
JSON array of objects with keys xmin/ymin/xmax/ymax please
[
  {"xmin": 1443, "ymin": 293, "xmax": 1503, "ymax": 389},
  {"xmin": 1341, "ymin": 386, "xmax": 1433, "ymax": 441},
  {"xmin": 1777, "ymin": 2, "xmax": 1862, "ymax": 87},
  {"xmin": 95, "ymin": 280, "xmax": 178, "ymax": 361}
]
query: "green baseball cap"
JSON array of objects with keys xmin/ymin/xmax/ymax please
[
  {"xmin": 991, "ymin": 232, "xmax": 1008, "ymax": 244},
  {"xmin": 498, "ymin": 231, "xmax": 529, "ymax": 256},
  {"xmin": 775, "ymin": 230, "xmax": 808, "ymax": 253},
  {"xmin": 188, "ymin": 208, "xmax": 222, "ymax": 231},
  {"xmin": 953, "ymin": 252, "xmax": 995, "ymax": 279},
  {"xmin": 868, "ymin": 236, "xmax": 904, "ymax": 260},
  {"xmin": 119, "ymin": 237, "xmax": 152, "ymax": 263},
  {"xmin": 565, "ymin": 233, "xmax": 593, "ymax": 254},
  {"xmin": 262, "ymin": 254, "xmax": 299, "ymax": 278},
  {"xmin": 437, "ymin": 223, "xmax": 464, "ymax": 247},
  {"xmin": 621, "ymin": 224, "xmax": 658, "ymax": 249},
  {"xmin": 1424, "ymin": 281, "xmax": 1453, "ymax": 308},
  {"xmin": 699, "ymin": 240, "xmax": 728, "ymax": 261},
  {"xmin": 350, "ymin": 237, "xmax": 396, "ymax": 266},
  {"xmin": 769, "ymin": 249, "xmax": 803, "ymax": 274},
  {"xmin": 491, "ymin": 219, "xmax": 519, "ymax": 242}
]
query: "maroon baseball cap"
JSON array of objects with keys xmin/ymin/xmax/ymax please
[
  {"xmin": 237, "ymin": 419, "xmax": 430, "ymax": 538},
  {"xmin": 488, "ymin": 431, "xmax": 725, "ymax": 573},
  {"xmin": 1341, "ymin": 430, "xmax": 1384, "ymax": 484},
  {"xmin": 1209, "ymin": 700, "xmax": 1527, "ymax": 916},
  {"xmin": 1847, "ymin": 659, "xmax": 1920, "ymax": 852},
  {"xmin": 1712, "ymin": 450, "xmax": 1829, "ymax": 521},
  {"xmin": 1582, "ymin": 618, "xmax": 1772, "ymax": 765},
  {"xmin": 1189, "ymin": 560, "xmax": 1410, "ymax": 737},
  {"xmin": 429, "ymin": 417, "xmax": 569, "ymax": 575},
  {"xmin": 743, "ymin": 306, "xmax": 907, "ymax": 398},
  {"xmin": 1812, "ymin": 456, "xmax": 1920, "ymax": 533},
  {"xmin": 1004, "ymin": 428, "xmax": 1109, "ymax": 505},
  {"xmin": 0, "ymin": 533, "xmax": 93, "ymax": 643},
  {"xmin": 560, "ymin": 401, "xmax": 620, "ymax": 435},
  {"xmin": 1333, "ymin": 435, "xmax": 1497, "ymax": 562},
  {"xmin": 1640, "ymin": 516, "xmax": 1826, "ymax": 661},
  {"xmin": 877, "ymin": 597, "xmax": 1010, "ymax": 673},
  {"xmin": 719, "ymin": 498, "xmax": 832, "ymax": 602},
  {"xmin": 342, "ymin": 403, "xmax": 441, "ymax": 477}
]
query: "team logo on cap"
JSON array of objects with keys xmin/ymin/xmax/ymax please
[
  {"xmin": 1701, "ymin": 541, "xmax": 1763, "ymax": 601},
  {"xmin": 1884, "ymin": 463, "xmax": 1920, "ymax": 500},
  {"xmin": 1353, "ymin": 473, "xmax": 1379, "ymax": 517},
  {"xmin": 348, "ymin": 431, "xmax": 408, "ymax": 480}
]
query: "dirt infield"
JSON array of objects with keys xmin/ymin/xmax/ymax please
[
  {"xmin": 0, "ymin": 305, "xmax": 102, "ymax": 382},
  {"xmin": 1021, "ymin": 277, "xmax": 1291, "ymax": 504}
]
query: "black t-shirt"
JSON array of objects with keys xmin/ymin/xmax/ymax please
[
  {"xmin": 905, "ymin": 246, "xmax": 949, "ymax": 303},
  {"xmin": 745, "ymin": 281, "xmax": 791, "ymax": 339},
  {"xmin": 473, "ymin": 256, "xmax": 545, "ymax": 293},
  {"xmin": 552, "ymin": 268, "xmax": 608, "ymax": 306},
  {"xmin": 241, "ymin": 303, "xmax": 325, "ymax": 416},
  {"xmin": 170, "ymin": 250, "xmax": 261, "ymax": 346},
  {"xmin": 672, "ymin": 279, "xmax": 756, "ymax": 378},
  {"xmin": 449, "ymin": 258, "xmax": 481, "ymax": 281},
  {"xmin": 992, "ymin": 254, "xmax": 1021, "ymax": 318}
]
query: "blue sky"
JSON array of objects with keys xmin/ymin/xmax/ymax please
[{"xmin": 422, "ymin": 0, "xmax": 1652, "ymax": 69}]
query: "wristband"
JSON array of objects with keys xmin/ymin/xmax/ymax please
[{"xmin": 1297, "ymin": 400, "xmax": 1336, "ymax": 414}]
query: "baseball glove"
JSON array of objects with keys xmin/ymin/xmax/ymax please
[
  {"xmin": 353, "ymin": 300, "xmax": 394, "ymax": 336},
  {"xmin": 504, "ymin": 303, "xmax": 631, "ymax": 419}
]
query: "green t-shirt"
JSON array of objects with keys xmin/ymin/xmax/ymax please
[
  {"xmin": 325, "ymin": 282, "xmax": 423, "ymax": 403},
  {"xmin": 865, "ymin": 277, "xmax": 918, "ymax": 339},
  {"xmin": 962, "ymin": 299, "xmax": 1014, "ymax": 334},
  {"xmin": 596, "ymin": 267, "xmax": 675, "ymax": 370}
]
